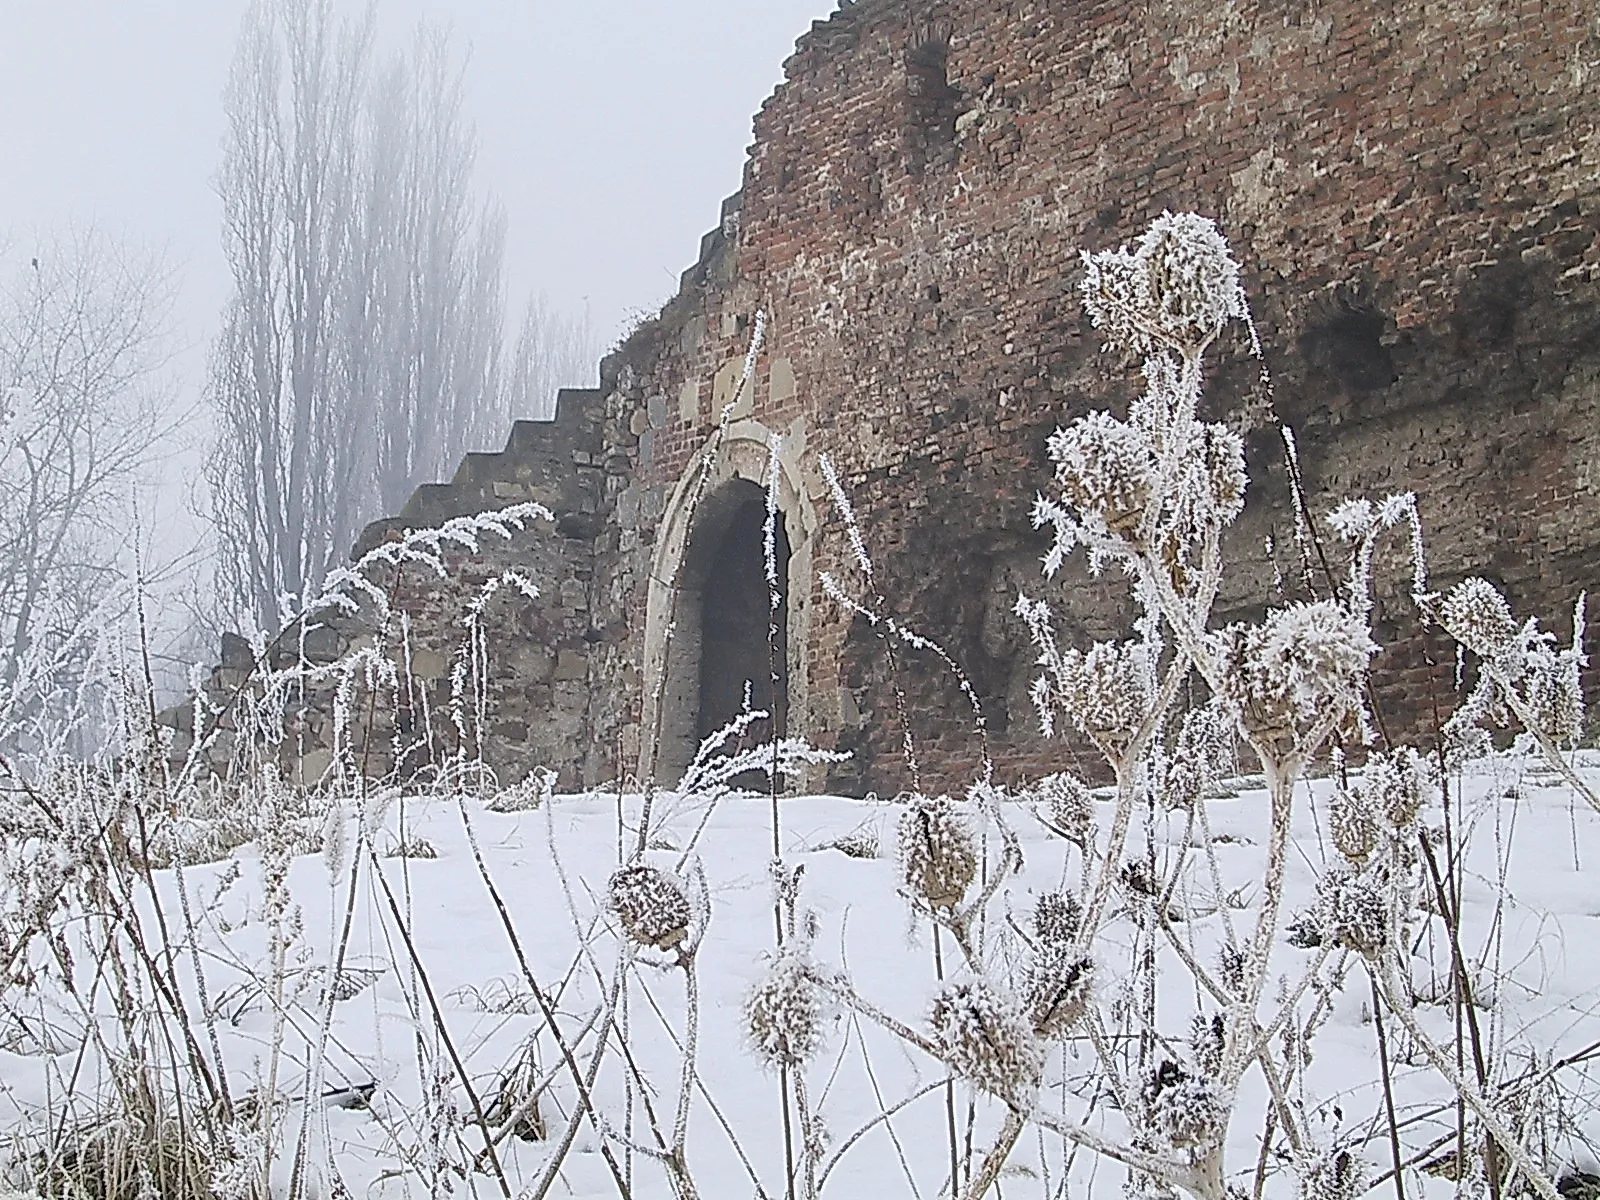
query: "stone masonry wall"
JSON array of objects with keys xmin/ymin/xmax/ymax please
[
  {"xmin": 597, "ymin": 0, "xmax": 1600, "ymax": 794},
  {"xmin": 182, "ymin": 0, "xmax": 1600, "ymax": 798}
]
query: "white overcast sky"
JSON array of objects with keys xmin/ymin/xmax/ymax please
[{"xmin": 0, "ymin": 0, "xmax": 838, "ymax": 390}]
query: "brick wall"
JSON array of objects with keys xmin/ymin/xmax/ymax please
[
  {"xmin": 603, "ymin": 0, "xmax": 1600, "ymax": 794},
  {"xmin": 183, "ymin": 0, "xmax": 1600, "ymax": 797}
]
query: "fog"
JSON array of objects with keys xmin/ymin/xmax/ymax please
[{"xmin": 0, "ymin": 0, "xmax": 836, "ymax": 672}]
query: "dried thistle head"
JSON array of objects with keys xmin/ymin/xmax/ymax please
[
  {"xmin": 1046, "ymin": 411, "xmax": 1155, "ymax": 537},
  {"xmin": 1211, "ymin": 601, "xmax": 1376, "ymax": 757},
  {"xmin": 607, "ymin": 864, "xmax": 691, "ymax": 952},
  {"xmin": 1301, "ymin": 1149, "xmax": 1365, "ymax": 1200},
  {"xmin": 1032, "ymin": 890, "xmax": 1082, "ymax": 946},
  {"xmin": 1055, "ymin": 640, "xmax": 1150, "ymax": 750},
  {"xmin": 744, "ymin": 951, "xmax": 831, "ymax": 1070},
  {"xmin": 1526, "ymin": 650, "xmax": 1585, "ymax": 745},
  {"xmin": 1198, "ymin": 421, "xmax": 1247, "ymax": 524},
  {"xmin": 1359, "ymin": 748, "xmax": 1433, "ymax": 830},
  {"xmin": 1034, "ymin": 773, "xmax": 1093, "ymax": 843},
  {"xmin": 1023, "ymin": 948, "xmax": 1094, "ymax": 1039},
  {"xmin": 1190, "ymin": 1012, "xmax": 1226, "ymax": 1076},
  {"xmin": 929, "ymin": 979, "xmax": 1043, "ymax": 1099},
  {"xmin": 1081, "ymin": 212, "xmax": 1247, "ymax": 357},
  {"xmin": 896, "ymin": 795, "xmax": 977, "ymax": 911},
  {"xmin": 1329, "ymin": 785, "xmax": 1379, "ymax": 865},
  {"xmin": 1318, "ymin": 871, "xmax": 1387, "ymax": 956},
  {"xmin": 1141, "ymin": 1059, "xmax": 1227, "ymax": 1151},
  {"xmin": 1439, "ymin": 577, "xmax": 1517, "ymax": 657}
]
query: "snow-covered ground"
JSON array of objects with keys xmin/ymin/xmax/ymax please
[{"xmin": 4, "ymin": 751, "xmax": 1599, "ymax": 1199}]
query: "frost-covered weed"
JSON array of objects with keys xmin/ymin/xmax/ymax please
[
  {"xmin": 895, "ymin": 793, "xmax": 978, "ymax": 911},
  {"xmin": 1029, "ymin": 771, "xmax": 1094, "ymax": 843},
  {"xmin": 798, "ymin": 211, "xmax": 1594, "ymax": 1200},
  {"xmin": 1022, "ymin": 946, "xmax": 1094, "ymax": 1039},
  {"xmin": 1210, "ymin": 601, "xmax": 1377, "ymax": 755},
  {"xmin": 607, "ymin": 863, "xmax": 693, "ymax": 952},
  {"xmin": 929, "ymin": 979, "xmax": 1043, "ymax": 1101},
  {"xmin": 1140, "ymin": 1060, "xmax": 1227, "ymax": 1153},
  {"xmin": 744, "ymin": 948, "xmax": 834, "ymax": 1069},
  {"xmin": 1300, "ymin": 1148, "xmax": 1365, "ymax": 1200}
]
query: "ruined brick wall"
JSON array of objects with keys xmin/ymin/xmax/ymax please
[
  {"xmin": 183, "ymin": 0, "xmax": 1600, "ymax": 796},
  {"xmin": 597, "ymin": 0, "xmax": 1600, "ymax": 794}
]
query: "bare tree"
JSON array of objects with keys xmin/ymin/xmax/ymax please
[
  {"xmin": 205, "ymin": 0, "xmax": 594, "ymax": 634},
  {"xmin": 0, "ymin": 231, "xmax": 175, "ymax": 744},
  {"xmin": 506, "ymin": 294, "xmax": 598, "ymax": 421}
]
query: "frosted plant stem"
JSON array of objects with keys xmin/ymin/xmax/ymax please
[
  {"xmin": 934, "ymin": 925, "xmax": 962, "ymax": 1195},
  {"xmin": 631, "ymin": 973, "xmax": 768, "ymax": 1198},
  {"xmin": 1077, "ymin": 756, "xmax": 1136, "ymax": 945},
  {"xmin": 816, "ymin": 1073, "xmax": 947, "ymax": 1194},
  {"xmin": 964, "ymin": 1111, "xmax": 1024, "ymax": 1200},
  {"xmin": 365, "ymin": 844, "xmax": 513, "ymax": 1199},
  {"xmin": 529, "ymin": 957, "xmax": 632, "ymax": 1200},
  {"xmin": 290, "ymin": 817, "xmax": 366, "ymax": 1200},
  {"xmin": 826, "ymin": 1016, "xmax": 924, "ymax": 1199},
  {"xmin": 1025, "ymin": 1104, "xmax": 1189, "ymax": 1192},
  {"xmin": 1494, "ymin": 678, "xmax": 1600, "ymax": 815},
  {"xmin": 456, "ymin": 795, "xmax": 632, "ymax": 1196},
  {"xmin": 1374, "ymin": 955, "xmax": 1560, "ymax": 1200},
  {"xmin": 793, "ymin": 1066, "xmax": 818, "ymax": 1200},
  {"xmin": 1222, "ymin": 757, "xmax": 1298, "ymax": 1086},
  {"xmin": 673, "ymin": 957, "xmax": 699, "ymax": 1158}
]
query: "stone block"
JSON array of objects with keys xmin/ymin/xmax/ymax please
[
  {"xmin": 553, "ymin": 650, "xmax": 588, "ymax": 681},
  {"xmin": 296, "ymin": 749, "xmax": 334, "ymax": 786},
  {"xmin": 408, "ymin": 649, "xmax": 449, "ymax": 681},
  {"xmin": 770, "ymin": 356, "xmax": 797, "ymax": 405},
  {"xmin": 679, "ymin": 378, "xmax": 701, "ymax": 422}
]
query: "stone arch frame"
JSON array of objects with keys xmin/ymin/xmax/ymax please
[{"xmin": 639, "ymin": 420, "xmax": 818, "ymax": 787}]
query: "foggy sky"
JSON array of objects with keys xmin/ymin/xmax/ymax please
[{"xmin": 0, "ymin": 0, "xmax": 839, "ymax": 393}]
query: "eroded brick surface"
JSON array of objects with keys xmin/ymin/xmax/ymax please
[{"xmin": 186, "ymin": 0, "xmax": 1600, "ymax": 795}]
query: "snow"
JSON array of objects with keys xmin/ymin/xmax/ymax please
[{"xmin": 5, "ymin": 753, "xmax": 1597, "ymax": 1198}]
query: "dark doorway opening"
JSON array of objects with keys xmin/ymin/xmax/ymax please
[{"xmin": 697, "ymin": 483, "xmax": 790, "ymax": 770}]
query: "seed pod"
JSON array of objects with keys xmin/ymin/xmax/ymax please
[
  {"xmin": 1035, "ymin": 773, "xmax": 1093, "ymax": 844},
  {"xmin": 1023, "ymin": 949, "xmax": 1094, "ymax": 1039},
  {"xmin": 1319, "ymin": 871, "xmax": 1387, "ymax": 956},
  {"xmin": 1301, "ymin": 1149, "xmax": 1365, "ymax": 1200},
  {"xmin": 1329, "ymin": 786, "xmax": 1379, "ymax": 865},
  {"xmin": 896, "ymin": 795, "xmax": 977, "ymax": 911},
  {"xmin": 929, "ymin": 979, "xmax": 1043, "ymax": 1099},
  {"xmin": 744, "ymin": 952, "xmax": 829, "ymax": 1069},
  {"xmin": 1190, "ymin": 1012, "xmax": 1225, "ymax": 1076},
  {"xmin": 1032, "ymin": 891, "xmax": 1081, "ymax": 946},
  {"xmin": 1141, "ymin": 1060, "xmax": 1226, "ymax": 1152},
  {"xmin": 1439, "ymin": 577, "xmax": 1517, "ymax": 657},
  {"xmin": 1360, "ymin": 749, "xmax": 1432, "ymax": 830},
  {"xmin": 608, "ymin": 864, "xmax": 691, "ymax": 952}
]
